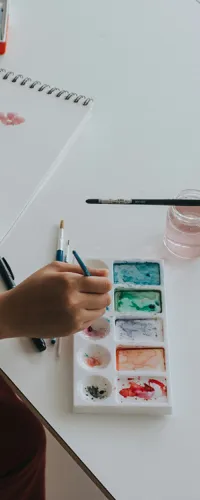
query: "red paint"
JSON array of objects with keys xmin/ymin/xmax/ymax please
[
  {"xmin": 119, "ymin": 379, "xmax": 167, "ymax": 400},
  {"xmin": 148, "ymin": 379, "xmax": 167, "ymax": 396},
  {"xmin": 84, "ymin": 327, "xmax": 107, "ymax": 339},
  {"xmin": 85, "ymin": 356, "xmax": 101, "ymax": 367},
  {"xmin": 119, "ymin": 381, "xmax": 153, "ymax": 400}
]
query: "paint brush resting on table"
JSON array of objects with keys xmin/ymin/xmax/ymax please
[{"xmin": 86, "ymin": 198, "xmax": 200, "ymax": 206}]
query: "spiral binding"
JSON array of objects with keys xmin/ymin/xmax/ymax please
[{"xmin": 0, "ymin": 68, "xmax": 93, "ymax": 106}]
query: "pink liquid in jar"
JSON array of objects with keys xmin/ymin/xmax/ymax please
[{"xmin": 164, "ymin": 190, "xmax": 200, "ymax": 259}]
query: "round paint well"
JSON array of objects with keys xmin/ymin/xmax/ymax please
[
  {"xmin": 85, "ymin": 259, "xmax": 109, "ymax": 270},
  {"xmin": 81, "ymin": 376, "xmax": 112, "ymax": 401},
  {"xmin": 79, "ymin": 345, "xmax": 111, "ymax": 369},
  {"xmin": 83, "ymin": 317, "xmax": 110, "ymax": 340}
]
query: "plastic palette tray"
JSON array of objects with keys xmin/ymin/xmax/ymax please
[{"xmin": 73, "ymin": 259, "xmax": 172, "ymax": 415}]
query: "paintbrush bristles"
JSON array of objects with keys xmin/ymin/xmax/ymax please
[{"xmin": 60, "ymin": 219, "xmax": 64, "ymax": 229}]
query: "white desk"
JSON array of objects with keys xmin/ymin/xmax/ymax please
[{"xmin": 1, "ymin": 0, "xmax": 200, "ymax": 499}]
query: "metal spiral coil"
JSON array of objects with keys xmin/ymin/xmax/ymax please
[{"xmin": 0, "ymin": 68, "xmax": 93, "ymax": 106}]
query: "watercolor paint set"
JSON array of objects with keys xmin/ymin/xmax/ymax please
[{"xmin": 73, "ymin": 259, "xmax": 172, "ymax": 415}]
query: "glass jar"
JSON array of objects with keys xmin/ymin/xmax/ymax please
[{"xmin": 164, "ymin": 189, "xmax": 200, "ymax": 259}]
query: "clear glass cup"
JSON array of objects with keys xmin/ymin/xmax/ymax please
[{"xmin": 164, "ymin": 189, "xmax": 200, "ymax": 259}]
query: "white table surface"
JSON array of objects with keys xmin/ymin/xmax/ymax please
[{"xmin": 1, "ymin": 0, "xmax": 200, "ymax": 499}]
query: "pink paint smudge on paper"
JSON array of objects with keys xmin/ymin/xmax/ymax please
[{"xmin": 0, "ymin": 112, "xmax": 25, "ymax": 126}]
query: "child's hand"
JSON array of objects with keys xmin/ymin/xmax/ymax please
[{"xmin": 0, "ymin": 262, "xmax": 112, "ymax": 339}]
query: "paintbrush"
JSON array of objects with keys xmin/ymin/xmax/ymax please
[
  {"xmin": 73, "ymin": 250, "xmax": 109, "ymax": 311},
  {"xmin": 72, "ymin": 250, "xmax": 91, "ymax": 276},
  {"xmin": 57, "ymin": 239, "xmax": 70, "ymax": 358},
  {"xmin": 64, "ymin": 239, "xmax": 70, "ymax": 263},
  {"xmin": 53, "ymin": 219, "xmax": 65, "ymax": 350},
  {"xmin": 86, "ymin": 198, "xmax": 200, "ymax": 206}
]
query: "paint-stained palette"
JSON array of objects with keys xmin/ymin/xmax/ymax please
[{"xmin": 73, "ymin": 259, "xmax": 172, "ymax": 415}]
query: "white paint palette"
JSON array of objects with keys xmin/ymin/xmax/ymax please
[{"xmin": 73, "ymin": 259, "xmax": 172, "ymax": 415}]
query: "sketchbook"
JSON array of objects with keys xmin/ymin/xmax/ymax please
[{"xmin": 0, "ymin": 68, "xmax": 93, "ymax": 244}]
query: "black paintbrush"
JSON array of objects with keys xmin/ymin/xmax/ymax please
[{"xmin": 86, "ymin": 198, "xmax": 200, "ymax": 206}]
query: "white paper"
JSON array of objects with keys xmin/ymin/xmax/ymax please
[{"xmin": 0, "ymin": 76, "xmax": 91, "ymax": 243}]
